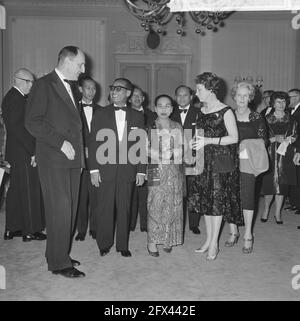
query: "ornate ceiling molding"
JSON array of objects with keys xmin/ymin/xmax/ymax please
[
  {"xmin": 2, "ymin": 0, "xmax": 122, "ymax": 7},
  {"xmin": 115, "ymin": 32, "xmax": 192, "ymax": 55}
]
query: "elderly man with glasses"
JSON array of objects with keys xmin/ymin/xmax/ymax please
[
  {"xmin": 89, "ymin": 78, "xmax": 147, "ymax": 258},
  {"xmin": 1, "ymin": 68, "xmax": 46, "ymax": 242}
]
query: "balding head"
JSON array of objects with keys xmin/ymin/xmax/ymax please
[{"xmin": 14, "ymin": 68, "xmax": 34, "ymax": 95}]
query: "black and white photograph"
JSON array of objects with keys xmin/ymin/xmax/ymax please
[{"xmin": 0, "ymin": 0, "xmax": 300, "ymax": 304}]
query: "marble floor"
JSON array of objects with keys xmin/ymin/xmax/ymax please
[{"xmin": 0, "ymin": 198, "xmax": 300, "ymax": 301}]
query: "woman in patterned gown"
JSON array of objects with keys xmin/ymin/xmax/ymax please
[
  {"xmin": 260, "ymin": 91, "xmax": 298, "ymax": 223},
  {"xmin": 147, "ymin": 94, "xmax": 185, "ymax": 256},
  {"xmin": 188, "ymin": 72, "xmax": 242, "ymax": 260}
]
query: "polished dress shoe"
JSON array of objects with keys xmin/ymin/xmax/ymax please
[
  {"xmin": 75, "ymin": 233, "xmax": 85, "ymax": 241},
  {"xmin": 120, "ymin": 250, "xmax": 132, "ymax": 257},
  {"xmin": 100, "ymin": 248, "xmax": 110, "ymax": 257},
  {"xmin": 89, "ymin": 230, "xmax": 96, "ymax": 239},
  {"xmin": 52, "ymin": 267, "xmax": 85, "ymax": 278},
  {"xmin": 190, "ymin": 227, "xmax": 201, "ymax": 234},
  {"xmin": 260, "ymin": 217, "xmax": 268, "ymax": 223},
  {"xmin": 140, "ymin": 227, "xmax": 147, "ymax": 232},
  {"xmin": 284, "ymin": 205, "xmax": 297, "ymax": 211},
  {"xmin": 33, "ymin": 232, "xmax": 47, "ymax": 240},
  {"xmin": 22, "ymin": 234, "xmax": 36, "ymax": 242},
  {"xmin": 4, "ymin": 230, "xmax": 22, "ymax": 240},
  {"xmin": 70, "ymin": 258, "xmax": 80, "ymax": 267}
]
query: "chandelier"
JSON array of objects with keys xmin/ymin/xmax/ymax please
[{"xmin": 123, "ymin": 0, "xmax": 233, "ymax": 36}]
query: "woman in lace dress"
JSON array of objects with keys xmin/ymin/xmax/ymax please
[
  {"xmin": 147, "ymin": 94, "xmax": 185, "ymax": 257},
  {"xmin": 261, "ymin": 91, "xmax": 298, "ymax": 224},
  {"xmin": 188, "ymin": 72, "xmax": 241, "ymax": 261},
  {"xmin": 226, "ymin": 81, "xmax": 268, "ymax": 254}
]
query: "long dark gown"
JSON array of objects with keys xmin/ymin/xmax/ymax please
[
  {"xmin": 261, "ymin": 112, "xmax": 298, "ymax": 195},
  {"xmin": 188, "ymin": 106, "xmax": 243, "ymax": 225}
]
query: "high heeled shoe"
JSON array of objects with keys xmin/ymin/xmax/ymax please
[
  {"xmin": 242, "ymin": 238, "xmax": 254, "ymax": 254},
  {"xmin": 147, "ymin": 245, "xmax": 159, "ymax": 257},
  {"xmin": 224, "ymin": 233, "xmax": 240, "ymax": 247},
  {"xmin": 274, "ymin": 216, "xmax": 283, "ymax": 224},
  {"xmin": 206, "ymin": 248, "xmax": 219, "ymax": 261},
  {"xmin": 195, "ymin": 246, "xmax": 209, "ymax": 253}
]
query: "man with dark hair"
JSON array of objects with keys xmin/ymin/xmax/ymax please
[
  {"xmin": 129, "ymin": 85, "xmax": 156, "ymax": 233},
  {"xmin": 75, "ymin": 75, "xmax": 102, "ymax": 241},
  {"xmin": 2, "ymin": 68, "xmax": 46, "ymax": 242},
  {"xmin": 25, "ymin": 46, "xmax": 86, "ymax": 278},
  {"xmin": 89, "ymin": 77, "xmax": 146, "ymax": 257},
  {"xmin": 260, "ymin": 90, "xmax": 274, "ymax": 117},
  {"xmin": 171, "ymin": 85, "xmax": 201, "ymax": 235}
]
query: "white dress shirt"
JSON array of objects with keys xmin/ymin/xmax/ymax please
[
  {"xmin": 81, "ymin": 100, "xmax": 93, "ymax": 132},
  {"xmin": 55, "ymin": 68, "xmax": 76, "ymax": 108},
  {"xmin": 114, "ymin": 105, "xmax": 126, "ymax": 141},
  {"xmin": 179, "ymin": 104, "xmax": 190, "ymax": 125},
  {"xmin": 265, "ymin": 107, "xmax": 272, "ymax": 116}
]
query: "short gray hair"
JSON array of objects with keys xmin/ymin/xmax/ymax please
[{"xmin": 231, "ymin": 81, "xmax": 256, "ymax": 101}]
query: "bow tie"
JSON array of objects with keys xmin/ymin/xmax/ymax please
[
  {"xmin": 114, "ymin": 106, "xmax": 127, "ymax": 111},
  {"xmin": 64, "ymin": 79, "xmax": 77, "ymax": 86},
  {"xmin": 179, "ymin": 108, "xmax": 188, "ymax": 114},
  {"xmin": 82, "ymin": 103, "xmax": 93, "ymax": 108}
]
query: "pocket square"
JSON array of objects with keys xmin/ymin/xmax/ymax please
[{"xmin": 130, "ymin": 127, "xmax": 138, "ymax": 130}]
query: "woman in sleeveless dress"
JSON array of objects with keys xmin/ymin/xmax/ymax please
[{"xmin": 188, "ymin": 72, "xmax": 242, "ymax": 260}]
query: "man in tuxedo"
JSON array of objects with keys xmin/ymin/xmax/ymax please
[
  {"xmin": 260, "ymin": 90, "xmax": 274, "ymax": 117},
  {"xmin": 25, "ymin": 46, "xmax": 86, "ymax": 278},
  {"xmin": 2, "ymin": 68, "xmax": 46, "ymax": 242},
  {"xmin": 75, "ymin": 75, "xmax": 102, "ymax": 241},
  {"xmin": 288, "ymin": 89, "xmax": 300, "ymax": 216},
  {"xmin": 171, "ymin": 85, "xmax": 201, "ymax": 235},
  {"xmin": 89, "ymin": 78, "xmax": 146, "ymax": 257},
  {"xmin": 129, "ymin": 85, "xmax": 156, "ymax": 232}
]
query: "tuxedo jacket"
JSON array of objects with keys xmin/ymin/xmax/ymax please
[
  {"xmin": 89, "ymin": 104, "xmax": 146, "ymax": 182},
  {"xmin": 25, "ymin": 70, "xmax": 84, "ymax": 168},
  {"xmin": 290, "ymin": 106, "xmax": 300, "ymax": 152},
  {"xmin": 141, "ymin": 107, "xmax": 157, "ymax": 128},
  {"xmin": 79, "ymin": 101, "xmax": 102, "ymax": 149},
  {"xmin": 170, "ymin": 104, "xmax": 200, "ymax": 136},
  {"xmin": 2, "ymin": 87, "xmax": 35, "ymax": 164}
]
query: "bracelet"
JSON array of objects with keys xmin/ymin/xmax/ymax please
[{"xmin": 218, "ymin": 137, "xmax": 222, "ymax": 145}]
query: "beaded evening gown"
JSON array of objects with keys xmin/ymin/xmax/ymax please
[{"xmin": 188, "ymin": 106, "xmax": 243, "ymax": 225}]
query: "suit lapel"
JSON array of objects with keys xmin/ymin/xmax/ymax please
[
  {"xmin": 184, "ymin": 106, "xmax": 196, "ymax": 128},
  {"xmin": 50, "ymin": 71, "xmax": 80, "ymax": 120}
]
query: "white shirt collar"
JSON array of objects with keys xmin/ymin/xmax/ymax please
[
  {"xmin": 179, "ymin": 104, "xmax": 190, "ymax": 110},
  {"xmin": 13, "ymin": 86, "xmax": 25, "ymax": 96},
  {"xmin": 293, "ymin": 103, "xmax": 300, "ymax": 113},
  {"xmin": 55, "ymin": 68, "xmax": 68, "ymax": 84}
]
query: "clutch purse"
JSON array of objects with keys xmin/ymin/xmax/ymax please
[{"xmin": 147, "ymin": 165, "xmax": 160, "ymax": 186}]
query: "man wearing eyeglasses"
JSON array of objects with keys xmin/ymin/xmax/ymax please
[
  {"xmin": 89, "ymin": 78, "xmax": 146, "ymax": 258},
  {"xmin": 25, "ymin": 46, "xmax": 86, "ymax": 278},
  {"xmin": 2, "ymin": 68, "xmax": 46, "ymax": 243}
]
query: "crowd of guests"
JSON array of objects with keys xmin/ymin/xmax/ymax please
[{"xmin": 1, "ymin": 45, "xmax": 300, "ymax": 279}]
